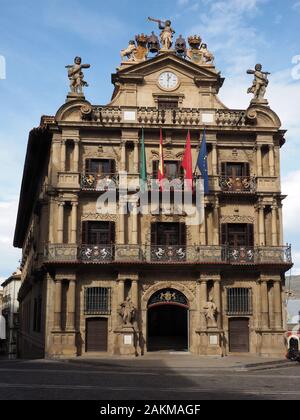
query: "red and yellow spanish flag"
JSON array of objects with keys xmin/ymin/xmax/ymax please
[
  {"xmin": 181, "ymin": 130, "xmax": 193, "ymax": 191},
  {"xmin": 158, "ymin": 128, "xmax": 165, "ymax": 190}
]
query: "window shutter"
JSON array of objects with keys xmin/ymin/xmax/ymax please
[
  {"xmin": 243, "ymin": 163, "xmax": 250, "ymax": 177},
  {"xmin": 85, "ymin": 159, "xmax": 91, "ymax": 173},
  {"xmin": 153, "ymin": 161, "xmax": 159, "ymax": 178},
  {"xmin": 221, "ymin": 162, "xmax": 227, "ymax": 176},
  {"xmin": 110, "ymin": 160, "xmax": 116, "ymax": 174},
  {"xmin": 221, "ymin": 224, "xmax": 228, "ymax": 245},
  {"xmin": 109, "ymin": 222, "xmax": 116, "ymax": 244},
  {"xmin": 151, "ymin": 223, "xmax": 157, "ymax": 245},
  {"xmin": 247, "ymin": 224, "xmax": 254, "ymax": 246},
  {"xmin": 179, "ymin": 223, "xmax": 187, "ymax": 246},
  {"xmin": 82, "ymin": 221, "xmax": 88, "ymax": 244}
]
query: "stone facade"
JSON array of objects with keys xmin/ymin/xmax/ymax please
[{"xmin": 14, "ymin": 41, "xmax": 292, "ymax": 358}]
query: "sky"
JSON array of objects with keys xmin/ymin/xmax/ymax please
[{"xmin": 0, "ymin": 0, "xmax": 300, "ymax": 282}]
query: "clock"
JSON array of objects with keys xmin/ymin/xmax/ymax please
[{"xmin": 158, "ymin": 71, "xmax": 179, "ymax": 90}]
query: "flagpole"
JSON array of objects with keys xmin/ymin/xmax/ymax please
[{"xmin": 193, "ymin": 125, "xmax": 206, "ymax": 176}]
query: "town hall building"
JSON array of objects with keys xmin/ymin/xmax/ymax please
[{"xmin": 14, "ymin": 19, "xmax": 292, "ymax": 358}]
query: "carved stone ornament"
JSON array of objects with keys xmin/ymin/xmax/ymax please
[
  {"xmin": 66, "ymin": 57, "xmax": 90, "ymax": 95},
  {"xmin": 220, "ymin": 215, "xmax": 254, "ymax": 224}
]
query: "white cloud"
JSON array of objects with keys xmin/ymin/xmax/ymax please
[
  {"xmin": 177, "ymin": 0, "xmax": 190, "ymax": 5},
  {"xmin": 186, "ymin": 0, "xmax": 269, "ymax": 75}
]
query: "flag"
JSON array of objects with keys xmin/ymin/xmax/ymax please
[
  {"xmin": 158, "ymin": 128, "xmax": 165, "ymax": 190},
  {"xmin": 197, "ymin": 129, "xmax": 209, "ymax": 194},
  {"xmin": 181, "ymin": 130, "xmax": 193, "ymax": 191},
  {"xmin": 140, "ymin": 128, "xmax": 147, "ymax": 192}
]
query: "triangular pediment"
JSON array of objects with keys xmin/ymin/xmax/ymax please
[{"xmin": 113, "ymin": 52, "xmax": 224, "ymax": 86}]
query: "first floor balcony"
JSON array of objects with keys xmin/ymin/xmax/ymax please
[{"xmin": 44, "ymin": 244, "xmax": 292, "ymax": 266}]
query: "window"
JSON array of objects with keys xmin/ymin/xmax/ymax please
[
  {"xmin": 158, "ymin": 100, "xmax": 179, "ymax": 110},
  {"xmin": 152, "ymin": 161, "xmax": 183, "ymax": 180},
  {"xmin": 227, "ymin": 288, "xmax": 252, "ymax": 315},
  {"xmin": 85, "ymin": 159, "xmax": 116, "ymax": 175},
  {"xmin": 84, "ymin": 287, "xmax": 111, "ymax": 315},
  {"xmin": 151, "ymin": 223, "xmax": 186, "ymax": 246},
  {"xmin": 221, "ymin": 224, "xmax": 254, "ymax": 247},
  {"xmin": 221, "ymin": 162, "xmax": 250, "ymax": 177},
  {"xmin": 82, "ymin": 221, "xmax": 115, "ymax": 245}
]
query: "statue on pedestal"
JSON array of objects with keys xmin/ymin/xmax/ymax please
[
  {"xmin": 148, "ymin": 17, "xmax": 175, "ymax": 50},
  {"xmin": 204, "ymin": 298, "xmax": 218, "ymax": 328},
  {"xmin": 247, "ymin": 64, "xmax": 270, "ymax": 102},
  {"xmin": 119, "ymin": 297, "xmax": 136, "ymax": 326},
  {"xmin": 121, "ymin": 40, "xmax": 137, "ymax": 62},
  {"xmin": 65, "ymin": 57, "xmax": 90, "ymax": 95}
]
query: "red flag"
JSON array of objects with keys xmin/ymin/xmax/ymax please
[
  {"xmin": 158, "ymin": 128, "xmax": 165, "ymax": 190},
  {"xmin": 181, "ymin": 130, "xmax": 193, "ymax": 191}
]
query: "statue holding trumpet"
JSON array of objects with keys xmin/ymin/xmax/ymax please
[{"xmin": 148, "ymin": 17, "xmax": 175, "ymax": 50}]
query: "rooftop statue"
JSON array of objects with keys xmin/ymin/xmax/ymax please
[
  {"xmin": 247, "ymin": 64, "xmax": 270, "ymax": 103},
  {"xmin": 187, "ymin": 36, "xmax": 214, "ymax": 65},
  {"xmin": 66, "ymin": 57, "xmax": 90, "ymax": 95},
  {"xmin": 121, "ymin": 40, "xmax": 137, "ymax": 62},
  {"xmin": 148, "ymin": 17, "xmax": 175, "ymax": 50}
]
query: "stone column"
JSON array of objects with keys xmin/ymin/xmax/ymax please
[
  {"xmin": 60, "ymin": 140, "xmax": 66, "ymax": 172},
  {"xmin": 271, "ymin": 205, "xmax": 278, "ymax": 246},
  {"xmin": 199, "ymin": 206, "xmax": 207, "ymax": 246},
  {"xmin": 66, "ymin": 280, "xmax": 76, "ymax": 330},
  {"xmin": 199, "ymin": 280, "xmax": 208, "ymax": 329},
  {"xmin": 70, "ymin": 202, "xmax": 78, "ymax": 244},
  {"xmin": 133, "ymin": 140, "xmax": 139, "ymax": 174},
  {"xmin": 214, "ymin": 280, "xmax": 222, "ymax": 329},
  {"xmin": 120, "ymin": 140, "xmax": 126, "ymax": 171},
  {"xmin": 261, "ymin": 280, "xmax": 269, "ymax": 329},
  {"xmin": 269, "ymin": 144, "xmax": 275, "ymax": 176},
  {"xmin": 213, "ymin": 201, "xmax": 219, "ymax": 246},
  {"xmin": 256, "ymin": 145, "xmax": 262, "ymax": 176},
  {"xmin": 258, "ymin": 205, "xmax": 265, "ymax": 246},
  {"xmin": 274, "ymin": 280, "xmax": 282, "ymax": 329},
  {"xmin": 131, "ymin": 279, "xmax": 139, "ymax": 309},
  {"xmin": 49, "ymin": 196, "xmax": 55, "ymax": 243},
  {"xmin": 54, "ymin": 281, "xmax": 62, "ymax": 330},
  {"xmin": 73, "ymin": 140, "xmax": 79, "ymax": 172},
  {"xmin": 278, "ymin": 205, "xmax": 283, "ymax": 246},
  {"xmin": 118, "ymin": 279, "xmax": 125, "ymax": 306},
  {"xmin": 119, "ymin": 207, "xmax": 125, "ymax": 245},
  {"xmin": 57, "ymin": 201, "xmax": 65, "ymax": 243},
  {"xmin": 212, "ymin": 144, "xmax": 217, "ymax": 175},
  {"xmin": 131, "ymin": 203, "xmax": 138, "ymax": 245}
]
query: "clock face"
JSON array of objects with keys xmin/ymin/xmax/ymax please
[{"xmin": 158, "ymin": 72, "xmax": 179, "ymax": 90}]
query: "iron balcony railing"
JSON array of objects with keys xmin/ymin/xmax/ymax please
[
  {"xmin": 45, "ymin": 244, "xmax": 292, "ymax": 265},
  {"xmin": 219, "ymin": 176, "xmax": 257, "ymax": 193},
  {"xmin": 81, "ymin": 173, "xmax": 119, "ymax": 191}
]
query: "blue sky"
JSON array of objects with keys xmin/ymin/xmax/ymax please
[{"xmin": 0, "ymin": 0, "xmax": 300, "ymax": 281}]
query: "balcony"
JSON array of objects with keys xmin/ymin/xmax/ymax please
[
  {"xmin": 44, "ymin": 244, "xmax": 292, "ymax": 266},
  {"xmin": 57, "ymin": 172, "xmax": 80, "ymax": 190},
  {"xmin": 81, "ymin": 173, "xmax": 119, "ymax": 191},
  {"xmin": 227, "ymin": 246, "xmax": 292, "ymax": 265},
  {"xmin": 82, "ymin": 106, "xmax": 251, "ymax": 128},
  {"xmin": 219, "ymin": 176, "xmax": 256, "ymax": 194}
]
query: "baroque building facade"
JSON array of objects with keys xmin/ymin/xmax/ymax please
[{"xmin": 14, "ymin": 27, "xmax": 292, "ymax": 358}]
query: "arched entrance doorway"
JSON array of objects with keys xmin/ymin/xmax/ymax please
[{"xmin": 147, "ymin": 288, "xmax": 189, "ymax": 352}]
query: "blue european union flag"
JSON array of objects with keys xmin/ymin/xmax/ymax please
[{"xmin": 197, "ymin": 130, "xmax": 209, "ymax": 194}]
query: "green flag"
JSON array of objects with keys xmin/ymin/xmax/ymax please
[{"xmin": 140, "ymin": 128, "xmax": 147, "ymax": 192}]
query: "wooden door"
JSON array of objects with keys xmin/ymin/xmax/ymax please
[
  {"xmin": 229, "ymin": 318, "xmax": 249, "ymax": 353},
  {"xmin": 86, "ymin": 318, "xmax": 108, "ymax": 352}
]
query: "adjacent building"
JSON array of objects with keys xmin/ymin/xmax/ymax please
[
  {"xmin": 1, "ymin": 271, "xmax": 21, "ymax": 358},
  {"xmin": 14, "ymin": 25, "xmax": 292, "ymax": 358}
]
